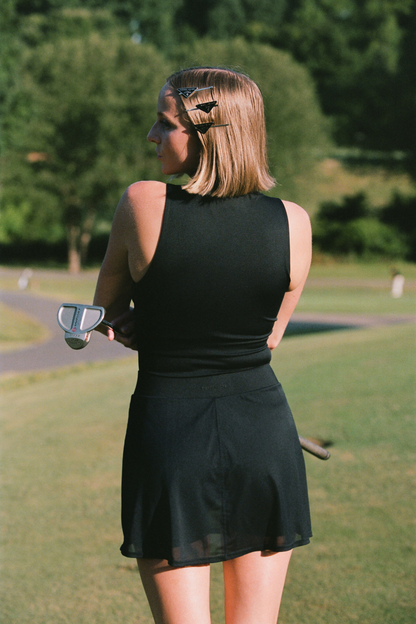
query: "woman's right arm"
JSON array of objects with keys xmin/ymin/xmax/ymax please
[{"xmin": 267, "ymin": 200, "xmax": 312, "ymax": 350}]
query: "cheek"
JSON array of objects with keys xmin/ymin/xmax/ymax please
[{"xmin": 187, "ymin": 135, "xmax": 201, "ymax": 162}]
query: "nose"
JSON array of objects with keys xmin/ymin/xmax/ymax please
[{"xmin": 147, "ymin": 123, "xmax": 160, "ymax": 143}]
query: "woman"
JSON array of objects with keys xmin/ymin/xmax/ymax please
[{"xmin": 93, "ymin": 67, "xmax": 312, "ymax": 624}]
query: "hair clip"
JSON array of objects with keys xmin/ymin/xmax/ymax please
[
  {"xmin": 194, "ymin": 122, "xmax": 229, "ymax": 134},
  {"xmin": 177, "ymin": 86, "xmax": 213, "ymax": 99},
  {"xmin": 186, "ymin": 101, "xmax": 218, "ymax": 114}
]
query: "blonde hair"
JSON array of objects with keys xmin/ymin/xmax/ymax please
[{"xmin": 167, "ymin": 67, "xmax": 275, "ymax": 197}]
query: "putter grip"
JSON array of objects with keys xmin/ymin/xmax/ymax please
[{"xmin": 299, "ymin": 436, "xmax": 331, "ymax": 460}]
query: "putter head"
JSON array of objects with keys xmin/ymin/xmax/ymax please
[{"xmin": 57, "ymin": 303, "xmax": 105, "ymax": 349}]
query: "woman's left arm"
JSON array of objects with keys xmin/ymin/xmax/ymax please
[
  {"xmin": 267, "ymin": 200, "xmax": 312, "ymax": 350},
  {"xmin": 93, "ymin": 193, "xmax": 136, "ymax": 348}
]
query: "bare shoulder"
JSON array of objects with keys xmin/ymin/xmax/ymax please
[
  {"xmin": 114, "ymin": 182, "xmax": 167, "ymax": 281},
  {"xmin": 112, "ymin": 181, "xmax": 166, "ymax": 229},
  {"xmin": 127, "ymin": 180, "xmax": 166, "ymax": 203},
  {"xmin": 281, "ymin": 200, "xmax": 312, "ymax": 290},
  {"xmin": 281, "ymin": 200, "xmax": 311, "ymax": 232}
]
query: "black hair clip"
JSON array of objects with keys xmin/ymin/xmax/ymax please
[
  {"xmin": 194, "ymin": 122, "xmax": 229, "ymax": 134},
  {"xmin": 177, "ymin": 86, "xmax": 213, "ymax": 98},
  {"xmin": 186, "ymin": 101, "xmax": 218, "ymax": 114}
]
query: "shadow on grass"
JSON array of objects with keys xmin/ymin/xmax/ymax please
[{"xmin": 285, "ymin": 320, "xmax": 354, "ymax": 337}]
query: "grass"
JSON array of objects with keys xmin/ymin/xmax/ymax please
[
  {"xmin": 0, "ymin": 269, "xmax": 99, "ymax": 303},
  {"xmin": 1, "ymin": 159, "xmax": 414, "ymax": 622},
  {"xmin": 296, "ymin": 287, "xmax": 416, "ymax": 315},
  {"xmin": 273, "ymin": 324, "xmax": 416, "ymax": 624},
  {"xmin": 296, "ymin": 158, "xmax": 415, "ymax": 215},
  {"xmin": 0, "ymin": 302, "xmax": 51, "ymax": 352},
  {"xmin": 1, "ymin": 322, "xmax": 415, "ymax": 623},
  {"xmin": 308, "ymin": 258, "xmax": 416, "ymax": 281}
]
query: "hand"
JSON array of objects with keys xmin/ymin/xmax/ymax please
[{"xmin": 107, "ymin": 308, "xmax": 137, "ymax": 351}]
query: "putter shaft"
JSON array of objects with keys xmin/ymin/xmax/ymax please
[{"xmin": 299, "ymin": 436, "xmax": 331, "ymax": 460}]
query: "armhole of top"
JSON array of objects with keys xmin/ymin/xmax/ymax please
[
  {"xmin": 277, "ymin": 198, "xmax": 291, "ymax": 289},
  {"xmin": 133, "ymin": 183, "xmax": 170, "ymax": 286}
]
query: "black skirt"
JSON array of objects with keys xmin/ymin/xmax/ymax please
[{"xmin": 120, "ymin": 365, "xmax": 312, "ymax": 567}]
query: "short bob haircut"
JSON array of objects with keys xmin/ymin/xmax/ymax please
[{"xmin": 166, "ymin": 67, "xmax": 275, "ymax": 198}]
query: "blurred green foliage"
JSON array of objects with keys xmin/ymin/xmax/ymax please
[
  {"xmin": 313, "ymin": 192, "xmax": 415, "ymax": 261},
  {"xmin": 280, "ymin": 0, "xmax": 415, "ymax": 170},
  {"xmin": 1, "ymin": 10, "xmax": 329, "ymax": 269},
  {"xmin": 380, "ymin": 193, "xmax": 416, "ymax": 262},
  {"xmin": 1, "ymin": 1, "xmax": 414, "ymax": 269},
  {"xmin": 1, "ymin": 30, "xmax": 168, "ymax": 270},
  {"xmin": 4, "ymin": 0, "xmax": 414, "ymax": 157}
]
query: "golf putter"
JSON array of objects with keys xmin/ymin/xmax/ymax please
[{"xmin": 57, "ymin": 303, "xmax": 115, "ymax": 349}]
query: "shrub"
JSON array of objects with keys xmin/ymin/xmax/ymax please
[
  {"xmin": 313, "ymin": 192, "xmax": 409, "ymax": 259},
  {"xmin": 317, "ymin": 192, "xmax": 369, "ymax": 223},
  {"xmin": 379, "ymin": 193, "xmax": 416, "ymax": 262}
]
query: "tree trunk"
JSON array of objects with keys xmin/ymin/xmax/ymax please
[
  {"xmin": 67, "ymin": 225, "xmax": 81, "ymax": 274},
  {"xmin": 80, "ymin": 209, "xmax": 96, "ymax": 267}
]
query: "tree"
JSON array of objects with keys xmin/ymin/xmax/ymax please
[
  {"xmin": 2, "ymin": 34, "xmax": 169, "ymax": 272},
  {"xmin": 131, "ymin": 0, "xmax": 184, "ymax": 51},
  {"xmin": 279, "ymin": 0, "xmax": 415, "ymax": 161},
  {"xmin": 12, "ymin": 0, "xmax": 185, "ymax": 52},
  {"xmin": 380, "ymin": 193, "xmax": 416, "ymax": 261},
  {"xmin": 174, "ymin": 0, "xmax": 287, "ymax": 42},
  {"xmin": 9, "ymin": 0, "xmax": 414, "ymax": 171},
  {"xmin": 313, "ymin": 193, "xmax": 409, "ymax": 259}
]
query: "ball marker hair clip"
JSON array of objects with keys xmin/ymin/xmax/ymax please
[
  {"xmin": 177, "ymin": 86, "xmax": 213, "ymax": 98},
  {"xmin": 177, "ymin": 86, "xmax": 229, "ymax": 133},
  {"xmin": 186, "ymin": 101, "xmax": 218, "ymax": 114},
  {"xmin": 194, "ymin": 122, "xmax": 229, "ymax": 134}
]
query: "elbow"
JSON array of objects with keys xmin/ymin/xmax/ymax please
[{"xmin": 267, "ymin": 336, "xmax": 279, "ymax": 351}]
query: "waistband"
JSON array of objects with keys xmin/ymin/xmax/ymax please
[{"xmin": 134, "ymin": 365, "xmax": 278, "ymax": 399}]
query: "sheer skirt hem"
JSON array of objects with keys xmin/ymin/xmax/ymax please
[{"xmin": 120, "ymin": 538, "xmax": 311, "ymax": 568}]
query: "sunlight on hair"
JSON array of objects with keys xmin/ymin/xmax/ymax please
[{"xmin": 168, "ymin": 67, "xmax": 275, "ymax": 197}]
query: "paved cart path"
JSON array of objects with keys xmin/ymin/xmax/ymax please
[
  {"xmin": 0, "ymin": 291, "xmax": 132, "ymax": 375},
  {"xmin": 1, "ymin": 290, "xmax": 415, "ymax": 375}
]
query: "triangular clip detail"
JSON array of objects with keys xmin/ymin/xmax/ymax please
[
  {"xmin": 194, "ymin": 122, "xmax": 214, "ymax": 134},
  {"xmin": 194, "ymin": 122, "xmax": 229, "ymax": 134},
  {"xmin": 177, "ymin": 86, "xmax": 213, "ymax": 99},
  {"xmin": 187, "ymin": 101, "xmax": 218, "ymax": 114},
  {"xmin": 177, "ymin": 87, "xmax": 198, "ymax": 98}
]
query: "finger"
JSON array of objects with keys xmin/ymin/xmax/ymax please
[
  {"xmin": 107, "ymin": 327, "xmax": 115, "ymax": 341},
  {"xmin": 119, "ymin": 320, "xmax": 135, "ymax": 335},
  {"xmin": 114, "ymin": 334, "xmax": 138, "ymax": 351}
]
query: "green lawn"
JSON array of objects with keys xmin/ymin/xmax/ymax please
[
  {"xmin": 0, "ymin": 302, "xmax": 51, "ymax": 352},
  {"xmin": 1, "ymin": 322, "xmax": 415, "ymax": 623},
  {"xmin": 296, "ymin": 287, "xmax": 415, "ymax": 315},
  {"xmin": 0, "ymin": 268, "xmax": 99, "ymax": 303}
]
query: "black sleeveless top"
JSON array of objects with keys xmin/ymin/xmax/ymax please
[{"xmin": 132, "ymin": 184, "xmax": 290, "ymax": 376}]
